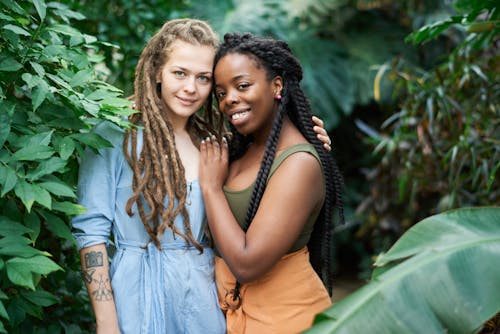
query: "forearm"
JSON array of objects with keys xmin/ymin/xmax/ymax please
[
  {"xmin": 79, "ymin": 244, "xmax": 120, "ymax": 333},
  {"xmin": 202, "ymin": 188, "xmax": 254, "ymax": 280}
]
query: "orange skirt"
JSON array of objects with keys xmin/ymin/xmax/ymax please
[{"xmin": 215, "ymin": 247, "xmax": 332, "ymax": 334}]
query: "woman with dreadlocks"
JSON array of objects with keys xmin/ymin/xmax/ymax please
[
  {"xmin": 71, "ymin": 19, "xmax": 226, "ymax": 333},
  {"xmin": 199, "ymin": 32, "xmax": 344, "ymax": 333}
]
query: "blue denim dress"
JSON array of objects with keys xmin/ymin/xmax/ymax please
[{"xmin": 72, "ymin": 121, "xmax": 226, "ymax": 333}]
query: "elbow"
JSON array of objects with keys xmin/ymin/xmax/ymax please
[{"xmin": 230, "ymin": 261, "xmax": 267, "ymax": 284}]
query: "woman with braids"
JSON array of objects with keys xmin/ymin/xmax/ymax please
[
  {"xmin": 71, "ymin": 19, "xmax": 332, "ymax": 333},
  {"xmin": 199, "ymin": 32, "xmax": 344, "ymax": 334}
]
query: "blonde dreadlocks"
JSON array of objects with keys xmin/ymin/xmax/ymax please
[{"xmin": 123, "ymin": 19, "xmax": 223, "ymax": 250}]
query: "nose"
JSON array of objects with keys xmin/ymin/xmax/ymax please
[
  {"xmin": 227, "ymin": 89, "xmax": 239, "ymax": 105},
  {"xmin": 183, "ymin": 77, "xmax": 196, "ymax": 94}
]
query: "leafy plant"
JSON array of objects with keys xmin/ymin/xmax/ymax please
[
  {"xmin": 0, "ymin": 0, "xmax": 134, "ymax": 332},
  {"xmin": 306, "ymin": 206, "xmax": 500, "ymax": 334},
  {"xmin": 353, "ymin": 0, "xmax": 499, "ymax": 271}
]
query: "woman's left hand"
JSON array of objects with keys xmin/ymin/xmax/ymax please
[{"xmin": 199, "ymin": 136, "xmax": 229, "ymax": 193}]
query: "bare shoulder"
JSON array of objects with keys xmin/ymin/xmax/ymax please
[{"xmin": 276, "ymin": 149, "xmax": 322, "ymax": 178}]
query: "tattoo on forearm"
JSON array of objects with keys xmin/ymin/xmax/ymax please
[
  {"xmin": 82, "ymin": 250, "xmax": 113, "ymax": 301},
  {"xmin": 85, "ymin": 250, "xmax": 103, "ymax": 268},
  {"xmin": 91, "ymin": 274, "xmax": 113, "ymax": 302},
  {"xmin": 82, "ymin": 268, "xmax": 95, "ymax": 284}
]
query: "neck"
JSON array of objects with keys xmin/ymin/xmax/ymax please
[
  {"xmin": 250, "ymin": 116, "xmax": 293, "ymax": 152},
  {"xmin": 169, "ymin": 116, "xmax": 191, "ymax": 137}
]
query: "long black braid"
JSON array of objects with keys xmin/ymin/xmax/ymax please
[{"xmin": 214, "ymin": 33, "xmax": 344, "ymax": 297}]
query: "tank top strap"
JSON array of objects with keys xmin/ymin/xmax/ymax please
[{"xmin": 268, "ymin": 143, "xmax": 321, "ymax": 181}]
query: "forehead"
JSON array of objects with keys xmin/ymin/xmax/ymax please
[
  {"xmin": 165, "ymin": 40, "xmax": 215, "ymax": 71},
  {"xmin": 214, "ymin": 53, "xmax": 265, "ymax": 82}
]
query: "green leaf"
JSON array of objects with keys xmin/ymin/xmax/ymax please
[
  {"xmin": 0, "ymin": 102, "xmax": 14, "ymax": 147},
  {"xmin": 86, "ymin": 89, "xmax": 114, "ymax": 101},
  {"xmin": 21, "ymin": 290, "xmax": 58, "ymax": 307},
  {"xmin": 27, "ymin": 157, "xmax": 68, "ymax": 181},
  {"xmin": 40, "ymin": 211, "xmax": 74, "ymax": 242},
  {"xmin": 70, "ymin": 132, "xmax": 113, "ymax": 149},
  {"xmin": 21, "ymin": 73, "xmax": 37, "ymax": 88},
  {"xmin": 58, "ymin": 136, "xmax": 75, "ymax": 160},
  {"xmin": 32, "ymin": 0, "xmax": 47, "ymax": 21},
  {"xmin": 6, "ymin": 256, "xmax": 62, "ymax": 290},
  {"xmin": 6, "ymin": 295, "xmax": 27, "ymax": 326},
  {"xmin": 47, "ymin": 2, "xmax": 86, "ymax": 21},
  {"xmin": 45, "ymin": 73, "xmax": 71, "ymax": 90},
  {"xmin": 11, "ymin": 145, "xmax": 54, "ymax": 161},
  {"xmin": 69, "ymin": 34, "xmax": 85, "ymax": 47},
  {"xmin": 32, "ymin": 79, "xmax": 50, "ymax": 111},
  {"xmin": 32, "ymin": 183, "xmax": 52, "ymax": 209},
  {"xmin": 39, "ymin": 180, "xmax": 76, "ymax": 198},
  {"xmin": 0, "ymin": 300, "xmax": 8, "ymax": 321},
  {"xmin": 24, "ymin": 211, "xmax": 41, "ymax": 242},
  {"xmin": 0, "ymin": 165, "xmax": 17, "ymax": 197},
  {"xmin": 29, "ymin": 61, "xmax": 45, "ymax": 77},
  {"xmin": 0, "ymin": 216, "xmax": 33, "ymax": 237},
  {"xmin": 307, "ymin": 207, "xmax": 500, "ymax": 334},
  {"xmin": 47, "ymin": 24, "xmax": 81, "ymax": 38},
  {"xmin": 17, "ymin": 130, "xmax": 53, "ymax": 148},
  {"xmin": 14, "ymin": 180, "xmax": 36, "ymax": 212},
  {"xmin": 1, "ymin": 0, "xmax": 25, "ymax": 14},
  {"xmin": 52, "ymin": 200, "xmax": 87, "ymax": 215},
  {"xmin": 2, "ymin": 24, "xmax": 30, "ymax": 36},
  {"xmin": 69, "ymin": 69, "xmax": 93, "ymax": 87},
  {"xmin": 0, "ymin": 57, "xmax": 23, "ymax": 72},
  {"xmin": 0, "ymin": 236, "xmax": 46, "ymax": 258}
]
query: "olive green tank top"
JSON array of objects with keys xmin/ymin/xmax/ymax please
[{"xmin": 222, "ymin": 143, "xmax": 324, "ymax": 254}]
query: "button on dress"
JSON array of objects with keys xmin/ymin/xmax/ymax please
[{"xmin": 72, "ymin": 121, "xmax": 226, "ymax": 333}]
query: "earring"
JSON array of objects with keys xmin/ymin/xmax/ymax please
[{"xmin": 275, "ymin": 94, "xmax": 282, "ymax": 100}]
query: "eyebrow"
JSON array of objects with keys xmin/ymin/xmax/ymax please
[
  {"xmin": 215, "ymin": 74, "xmax": 249, "ymax": 87},
  {"xmin": 171, "ymin": 66, "xmax": 212, "ymax": 75}
]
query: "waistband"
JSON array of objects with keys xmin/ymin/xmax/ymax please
[{"xmin": 115, "ymin": 239, "xmax": 207, "ymax": 253}]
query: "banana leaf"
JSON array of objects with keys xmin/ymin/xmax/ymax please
[{"xmin": 305, "ymin": 206, "xmax": 500, "ymax": 334}]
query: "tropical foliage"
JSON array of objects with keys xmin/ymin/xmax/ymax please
[
  {"xmin": 352, "ymin": 0, "xmax": 499, "ymax": 276},
  {"xmin": 0, "ymin": 0, "xmax": 134, "ymax": 332},
  {"xmin": 306, "ymin": 207, "xmax": 500, "ymax": 334}
]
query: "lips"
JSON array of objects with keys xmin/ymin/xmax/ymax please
[{"xmin": 177, "ymin": 96, "xmax": 197, "ymax": 105}]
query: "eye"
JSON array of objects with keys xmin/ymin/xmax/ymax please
[
  {"xmin": 198, "ymin": 75, "xmax": 211, "ymax": 83},
  {"xmin": 215, "ymin": 90, "xmax": 226, "ymax": 99},
  {"xmin": 237, "ymin": 83, "xmax": 250, "ymax": 90},
  {"xmin": 174, "ymin": 71, "xmax": 185, "ymax": 77}
]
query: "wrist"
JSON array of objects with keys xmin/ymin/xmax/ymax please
[{"xmin": 201, "ymin": 185, "xmax": 223, "ymax": 196}]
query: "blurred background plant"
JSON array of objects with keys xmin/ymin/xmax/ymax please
[
  {"xmin": 0, "ymin": 0, "xmax": 497, "ymax": 332},
  {"xmin": 353, "ymin": 0, "xmax": 499, "ymax": 279}
]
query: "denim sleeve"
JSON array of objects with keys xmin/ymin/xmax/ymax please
[{"xmin": 71, "ymin": 121, "xmax": 124, "ymax": 250}]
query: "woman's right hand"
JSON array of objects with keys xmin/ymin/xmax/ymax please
[{"xmin": 199, "ymin": 136, "xmax": 229, "ymax": 194}]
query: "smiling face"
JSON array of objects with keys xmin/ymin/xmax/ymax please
[
  {"xmin": 214, "ymin": 53, "xmax": 282, "ymax": 137},
  {"xmin": 156, "ymin": 40, "xmax": 215, "ymax": 124}
]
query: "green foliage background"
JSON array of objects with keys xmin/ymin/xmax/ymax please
[{"xmin": 0, "ymin": 0, "xmax": 497, "ymax": 332}]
